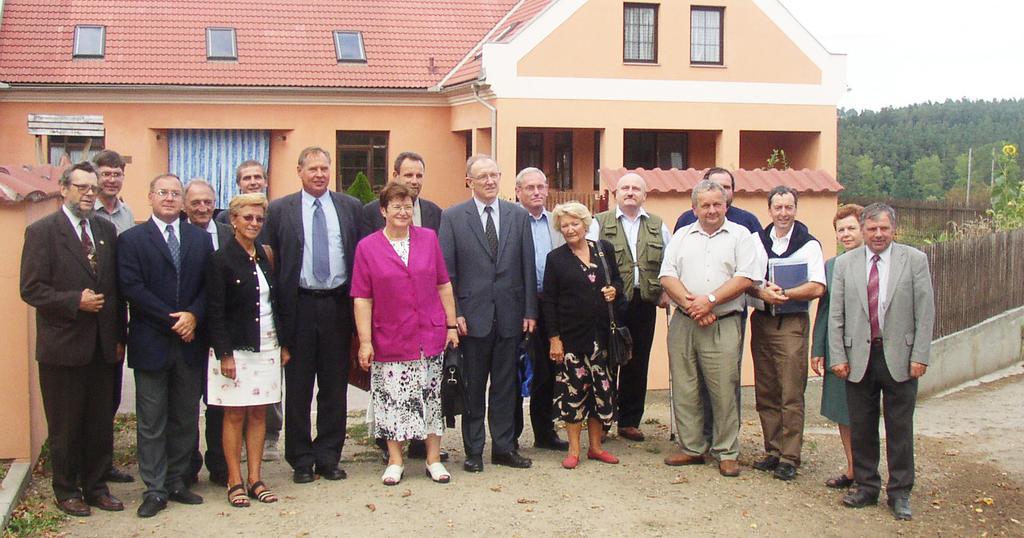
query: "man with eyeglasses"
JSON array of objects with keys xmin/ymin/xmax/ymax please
[
  {"xmin": 439, "ymin": 154, "xmax": 537, "ymax": 473},
  {"xmin": 20, "ymin": 162, "xmax": 126, "ymax": 517},
  {"xmin": 118, "ymin": 174, "xmax": 214, "ymax": 517}
]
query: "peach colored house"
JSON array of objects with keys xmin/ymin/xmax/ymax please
[{"xmin": 0, "ymin": 0, "xmax": 845, "ymax": 459}]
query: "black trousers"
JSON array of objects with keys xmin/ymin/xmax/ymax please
[
  {"xmin": 461, "ymin": 326, "xmax": 519, "ymax": 456},
  {"xmin": 284, "ymin": 291, "xmax": 351, "ymax": 470},
  {"xmin": 615, "ymin": 293, "xmax": 657, "ymax": 428},
  {"xmin": 515, "ymin": 297, "xmax": 558, "ymax": 442},
  {"xmin": 846, "ymin": 341, "xmax": 918, "ymax": 499},
  {"xmin": 38, "ymin": 355, "xmax": 116, "ymax": 502}
]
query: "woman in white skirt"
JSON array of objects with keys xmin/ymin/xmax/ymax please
[
  {"xmin": 351, "ymin": 182, "xmax": 459, "ymax": 486},
  {"xmin": 206, "ymin": 193, "xmax": 289, "ymax": 507}
]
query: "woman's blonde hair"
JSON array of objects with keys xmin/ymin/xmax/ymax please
[
  {"xmin": 551, "ymin": 201, "xmax": 592, "ymax": 232},
  {"xmin": 228, "ymin": 192, "xmax": 268, "ymax": 218}
]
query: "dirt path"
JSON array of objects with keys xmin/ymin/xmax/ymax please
[{"xmin": 48, "ymin": 367, "xmax": 1024, "ymax": 537}]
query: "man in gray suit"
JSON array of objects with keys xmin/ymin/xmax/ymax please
[
  {"xmin": 828, "ymin": 203, "xmax": 934, "ymax": 521},
  {"xmin": 439, "ymin": 154, "xmax": 537, "ymax": 472}
]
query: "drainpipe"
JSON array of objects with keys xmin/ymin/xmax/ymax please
[{"xmin": 472, "ymin": 82, "xmax": 497, "ymax": 158}]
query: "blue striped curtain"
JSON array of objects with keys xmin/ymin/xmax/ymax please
[{"xmin": 167, "ymin": 129, "xmax": 270, "ymax": 209}]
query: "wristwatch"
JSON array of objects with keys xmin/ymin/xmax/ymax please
[{"xmin": 708, "ymin": 293, "xmax": 717, "ymax": 304}]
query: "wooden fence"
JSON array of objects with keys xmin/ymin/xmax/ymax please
[
  {"xmin": 842, "ymin": 197, "xmax": 990, "ymax": 233},
  {"xmin": 920, "ymin": 228, "xmax": 1024, "ymax": 339}
]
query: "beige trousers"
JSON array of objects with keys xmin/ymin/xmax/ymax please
[{"xmin": 750, "ymin": 310, "xmax": 810, "ymax": 466}]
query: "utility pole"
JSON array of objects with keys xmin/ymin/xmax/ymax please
[
  {"xmin": 991, "ymin": 147, "xmax": 996, "ymax": 187},
  {"xmin": 966, "ymin": 147, "xmax": 973, "ymax": 204}
]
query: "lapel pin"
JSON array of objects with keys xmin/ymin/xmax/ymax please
[{"xmin": 99, "ymin": 240, "xmax": 105, "ymax": 245}]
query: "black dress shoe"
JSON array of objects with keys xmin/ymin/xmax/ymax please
[
  {"xmin": 842, "ymin": 488, "xmax": 879, "ymax": 508},
  {"xmin": 492, "ymin": 451, "xmax": 532, "ymax": 469},
  {"xmin": 534, "ymin": 434, "xmax": 570, "ymax": 451},
  {"xmin": 888, "ymin": 496, "xmax": 913, "ymax": 520},
  {"xmin": 104, "ymin": 466, "xmax": 135, "ymax": 483},
  {"xmin": 169, "ymin": 488, "xmax": 204, "ymax": 505},
  {"xmin": 184, "ymin": 473, "xmax": 199, "ymax": 488},
  {"xmin": 463, "ymin": 456, "xmax": 484, "ymax": 473},
  {"xmin": 773, "ymin": 462, "xmax": 797, "ymax": 481},
  {"xmin": 752, "ymin": 455, "xmax": 780, "ymax": 472},
  {"xmin": 316, "ymin": 466, "xmax": 347, "ymax": 480},
  {"xmin": 56, "ymin": 497, "xmax": 91, "ymax": 517},
  {"xmin": 85, "ymin": 493, "xmax": 124, "ymax": 512},
  {"xmin": 137, "ymin": 496, "xmax": 167, "ymax": 518},
  {"xmin": 293, "ymin": 467, "xmax": 315, "ymax": 484}
]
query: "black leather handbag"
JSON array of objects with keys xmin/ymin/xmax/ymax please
[
  {"xmin": 595, "ymin": 243, "xmax": 633, "ymax": 367},
  {"xmin": 441, "ymin": 343, "xmax": 466, "ymax": 428}
]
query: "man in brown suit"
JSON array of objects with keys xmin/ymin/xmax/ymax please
[{"xmin": 20, "ymin": 162, "xmax": 126, "ymax": 516}]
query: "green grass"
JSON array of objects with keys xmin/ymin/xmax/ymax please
[
  {"xmin": 113, "ymin": 413, "xmax": 138, "ymax": 466},
  {"xmin": 0, "ymin": 460, "xmax": 10, "ymax": 483},
  {"xmin": 3, "ymin": 450, "xmax": 66, "ymax": 538}
]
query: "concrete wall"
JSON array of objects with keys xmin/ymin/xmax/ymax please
[{"xmin": 919, "ymin": 306, "xmax": 1024, "ymax": 398}]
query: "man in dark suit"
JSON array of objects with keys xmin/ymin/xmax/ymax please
[
  {"xmin": 118, "ymin": 173, "xmax": 213, "ymax": 518},
  {"xmin": 361, "ymin": 151, "xmax": 442, "ymax": 231},
  {"xmin": 181, "ymin": 179, "xmax": 234, "ymax": 487},
  {"xmin": 20, "ymin": 162, "xmax": 126, "ymax": 517},
  {"xmin": 265, "ymin": 146, "xmax": 363, "ymax": 484},
  {"xmin": 439, "ymin": 154, "xmax": 537, "ymax": 473},
  {"xmin": 829, "ymin": 203, "xmax": 934, "ymax": 521}
]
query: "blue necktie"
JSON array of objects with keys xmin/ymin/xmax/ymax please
[
  {"xmin": 312, "ymin": 198, "xmax": 330, "ymax": 283},
  {"xmin": 166, "ymin": 225, "xmax": 180, "ymax": 273}
]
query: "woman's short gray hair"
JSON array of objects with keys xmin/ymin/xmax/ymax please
[{"xmin": 551, "ymin": 201, "xmax": 592, "ymax": 231}]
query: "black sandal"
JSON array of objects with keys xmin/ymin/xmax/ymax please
[
  {"xmin": 825, "ymin": 474, "xmax": 854, "ymax": 489},
  {"xmin": 228, "ymin": 484, "xmax": 250, "ymax": 508},
  {"xmin": 247, "ymin": 480, "xmax": 278, "ymax": 503}
]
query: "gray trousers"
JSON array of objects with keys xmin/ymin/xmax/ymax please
[
  {"xmin": 134, "ymin": 352, "xmax": 204, "ymax": 500},
  {"xmin": 461, "ymin": 328, "xmax": 519, "ymax": 457},
  {"xmin": 667, "ymin": 311, "xmax": 742, "ymax": 460}
]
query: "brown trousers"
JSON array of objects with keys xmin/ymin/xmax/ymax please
[{"xmin": 750, "ymin": 310, "xmax": 809, "ymax": 466}]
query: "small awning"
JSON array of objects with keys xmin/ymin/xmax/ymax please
[
  {"xmin": 27, "ymin": 114, "xmax": 104, "ymax": 137},
  {"xmin": 599, "ymin": 168, "xmax": 843, "ymax": 195},
  {"xmin": 0, "ymin": 164, "xmax": 65, "ymax": 204}
]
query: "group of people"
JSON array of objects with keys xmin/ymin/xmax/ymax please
[{"xmin": 20, "ymin": 147, "xmax": 934, "ymax": 522}]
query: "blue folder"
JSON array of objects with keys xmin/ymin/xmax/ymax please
[{"xmin": 768, "ymin": 259, "xmax": 809, "ymax": 315}]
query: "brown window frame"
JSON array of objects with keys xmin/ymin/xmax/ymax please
[
  {"xmin": 336, "ymin": 131, "xmax": 389, "ymax": 191},
  {"xmin": 623, "ymin": 3, "xmax": 658, "ymax": 64},
  {"xmin": 690, "ymin": 6, "xmax": 724, "ymax": 66}
]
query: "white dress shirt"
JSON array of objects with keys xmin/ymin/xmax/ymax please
[
  {"xmin": 151, "ymin": 215, "xmax": 180, "ymax": 247},
  {"xmin": 749, "ymin": 224, "xmax": 827, "ymax": 311},
  {"xmin": 63, "ymin": 204, "xmax": 94, "ymax": 245},
  {"xmin": 865, "ymin": 243, "xmax": 893, "ymax": 328},
  {"xmin": 586, "ymin": 207, "xmax": 672, "ymax": 287},
  {"xmin": 300, "ymin": 190, "xmax": 346, "ymax": 289},
  {"xmin": 473, "ymin": 196, "xmax": 500, "ymax": 239}
]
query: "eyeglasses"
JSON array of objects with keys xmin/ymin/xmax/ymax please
[
  {"xmin": 69, "ymin": 183, "xmax": 99, "ymax": 194},
  {"xmin": 152, "ymin": 189, "xmax": 182, "ymax": 199},
  {"xmin": 99, "ymin": 171, "xmax": 124, "ymax": 179},
  {"xmin": 239, "ymin": 214, "xmax": 265, "ymax": 223},
  {"xmin": 472, "ymin": 171, "xmax": 502, "ymax": 181},
  {"xmin": 388, "ymin": 205, "xmax": 414, "ymax": 213}
]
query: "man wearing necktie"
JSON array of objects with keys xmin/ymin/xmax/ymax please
[
  {"xmin": 439, "ymin": 155, "xmax": 537, "ymax": 473},
  {"xmin": 20, "ymin": 162, "xmax": 126, "ymax": 517},
  {"xmin": 265, "ymin": 147, "xmax": 363, "ymax": 484},
  {"xmin": 117, "ymin": 173, "xmax": 213, "ymax": 517},
  {"xmin": 828, "ymin": 203, "xmax": 935, "ymax": 521}
]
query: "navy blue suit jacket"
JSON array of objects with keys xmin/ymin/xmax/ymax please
[
  {"xmin": 674, "ymin": 205, "xmax": 762, "ymax": 234},
  {"xmin": 117, "ymin": 218, "xmax": 213, "ymax": 371}
]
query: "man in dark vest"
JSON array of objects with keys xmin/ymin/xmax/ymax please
[
  {"xmin": 586, "ymin": 172, "xmax": 670, "ymax": 441},
  {"xmin": 748, "ymin": 185, "xmax": 826, "ymax": 481}
]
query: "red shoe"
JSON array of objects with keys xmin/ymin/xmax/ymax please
[
  {"xmin": 561, "ymin": 455, "xmax": 580, "ymax": 469},
  {"xmin": 587, "ymin": 449, "xmax": 620, "ymax": 464}
]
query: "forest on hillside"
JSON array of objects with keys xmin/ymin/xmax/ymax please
[{"xmin": 837, "ymin": 99, "xmax": 1023, "ymax": 204}]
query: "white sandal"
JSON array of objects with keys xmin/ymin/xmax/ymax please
[
  {"xmin": 381, "ymin": 464, "xmax": 404, "ymax": 486},
  {"xmin": 425, "ymin": 462, "xmax": 451, "ymax": 484}
]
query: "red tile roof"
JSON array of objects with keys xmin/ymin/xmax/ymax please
[
  {"xmin": 442, "ymin": 0, "xmax": 553, "ymax": 87},
  {"xmin": 599, "ymin": 168, "xmax": 844, "ymax": 195},
  {"xmin": 0, "ymin": 164, "xmax": 65, "ymax": 204},
  {"xmin": 0, "ymin": 0, "xmax": 552, "ymax": 89}
]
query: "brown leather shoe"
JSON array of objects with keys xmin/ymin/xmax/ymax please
[
  {"xmin": 663, "ymin": 452, "xmax": 705, "ymax": 466},
  {"xmin": 719, "ymin": 459, "xmax": 740, "ymax": 477},
  {"xmin": 618, "ymin": 427, "xmax": 645, "ymax": 442},
  {"xmin": 86, "ymin": 493, "xmax": 125, "ymax": 512},
  {"xmin": 56, "ymin": 497, "xmax": 91, "ymax": 517}
]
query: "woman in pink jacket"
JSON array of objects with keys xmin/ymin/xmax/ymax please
[{"xmin": 351, "ymin": 182, "xmax": 459, "ymax": 486}]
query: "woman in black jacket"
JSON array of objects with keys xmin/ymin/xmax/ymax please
[
  {"xmin": 206, "ymin": 193, "xmax": 289, "ymax": 508},
  {"xmin": 543, "ymin": 202, "xmax": 623, "ymax": 470}
]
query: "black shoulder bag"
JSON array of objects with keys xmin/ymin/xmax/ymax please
[{"xmin": 594, "ymin": 242, "xmax": 633, "ymax": 367}]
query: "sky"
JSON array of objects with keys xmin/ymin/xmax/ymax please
[{"xmin": 780, "ymin": 0, "xmax": 1024, "ymax": 111}]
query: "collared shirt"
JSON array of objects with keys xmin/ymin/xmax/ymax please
[
  {"xmin": 473, "ymin": 196, "xmax": 500, "ymax": 239},
  {"xmin": 151, "ymin": 215, "xmax": 181, "ymax": 248},
  {"xmin": 413, "ymin": 197, "xmax": 422, "ymax": 227},
  {"xmin": 62, "ymin": 204, "xmax": 93, "ymax": 245},
  {"xmin": 659, "ymin": 218, "xmax": 764, "ymax": 315},
  {"xmin": 586, "ymin": 207, "xmax": 672, "ymax": 287},
  {"xmin": 194, "ymin": 219, "xmax": 220, "ymax": 250},
  {"xmin": 300, "ymin": 189, "xmax": 346, "ymax": 289},
  {"xmin": 865, "ymin": 243, "xmax": 893, "ymax": 328},
  {"xmin": 528, "ymin": 210, "xmax": 554, "ymax": 293},
  {"xmin": 94, "ymin": 198, "xmax": 134, "ymax": 236},
  {"xmin": 749, "ymin": 223, "xmax": 827, "ymax": 310}
]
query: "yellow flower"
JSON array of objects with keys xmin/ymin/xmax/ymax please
[{"xmin": 1003, "ymin": 144, "xmax": 1018, "ymax": 157}]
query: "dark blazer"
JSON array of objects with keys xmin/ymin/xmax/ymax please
[
  {"xmin": 206, "ymin": 237, "xmax": 279, "ymax": 359},
  {"xmin": 118, "ymin": 218, "xmax": 214, "ymax": 371},
  {"xmin": 542, "ymin": 240, "xmax": 623, "ymax": 347},
  {"xmin": 438, "ymin": 198, "xmax": 537, "ymax": 338},
  {"xmin": 20, "ymin": 210, "xmax": 125, "ymax": 366},
  {"xmin": 265, "ymin": 190, "xmax": 364, "ymax": 348},
  {"xmin": 361, "ymin": 197, "xmax": 442, "ymax": 233}
]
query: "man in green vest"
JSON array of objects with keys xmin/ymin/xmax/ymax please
[{"xmin": 586, "ymin": 172, "xmax": 671, "ymax": 441}]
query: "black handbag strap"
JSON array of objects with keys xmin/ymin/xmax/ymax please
[{"xmin": 593, "ymin": 241, "xmax": 619, "ymax": 330}]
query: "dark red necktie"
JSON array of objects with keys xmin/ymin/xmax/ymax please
[
  {"xmin": 80, "ymin": 219, "xmax": 97, "ymax": 272},
  {"xmin": 867, "ymin": 254, "xmax": 881, "ymax": 339}
]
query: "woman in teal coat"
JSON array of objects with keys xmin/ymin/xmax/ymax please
[{"xmin": 811, "ymin": 204, "xmax": 863, "ymax": 489}]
